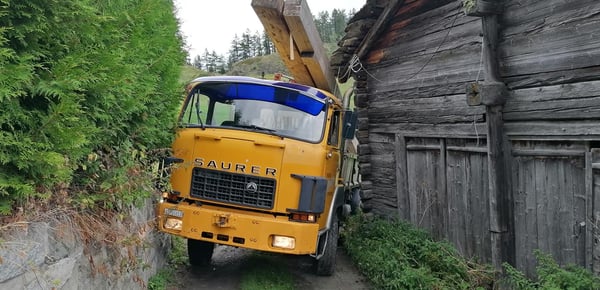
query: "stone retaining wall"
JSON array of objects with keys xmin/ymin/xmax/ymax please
[{"xmin": 0, "ymin": 199, "xmax": 169, "ymax": 289}]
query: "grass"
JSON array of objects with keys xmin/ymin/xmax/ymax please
[
  {"xmin": 501, "ymin": 250, "xmax": 600, "ymax": 290},
  {"xmin": 147, "ymin": 268, "xmax": 174, "ymax": 290},
  {"xmin": 341, "ymin": 213, "xmax": 495, "ymax": 290},
  {"xmin": 180, "ymin": 65, "xmax": 212, "ymax": 84},
  {"xmin": 239, "ymin": 253, "xmax": 296, "ymax": 290},
  {"xmin": 147, "ymin": 236, "xmax": 187, "ymax": 290},
  {"xmin": 147, "ymin": 236, "xmax": 296, "ymax": 290}
]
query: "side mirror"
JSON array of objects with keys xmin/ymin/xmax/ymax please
[{"xmin": 342, "ymin": 110, "xmax": 357, "ymax": 139}]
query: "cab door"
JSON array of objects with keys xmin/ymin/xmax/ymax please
[
  {"xmin": 324, "ymin": 108, "xmax": 342, "ymax": 184},
  {"xmin": 320, "ymin": 107, "xmax": 342, "ymax": 228}
]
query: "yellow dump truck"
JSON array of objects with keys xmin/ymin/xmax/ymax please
[{"xmin": 156, "ymin": 76, "xmax": 360, "ymax": 275}]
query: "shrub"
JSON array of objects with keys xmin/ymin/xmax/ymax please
[
  {"xmin": 502, "ymin": 250, "xmax": 600, "ymax": 290},
  {"xmin": 0, "ymin": 0, "xmax": 186, "ymax": 213},
  {"xmin": 342, "ymin": 214, "xmax": 495, "ymax": 290}
]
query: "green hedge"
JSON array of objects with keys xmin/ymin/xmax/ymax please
[{"xmin": 0, "ymin": 0, "xmax": 186, "ymax": 213}]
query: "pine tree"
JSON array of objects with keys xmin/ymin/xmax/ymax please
[
  {"xmin": 331, "ymin": 9, "xmax": 348, "ymax": 42},
  {"xmin": 228, "ymin": 34, "xmax": 241, "ymax": 64},
  {"xmin": 193, "ymin": 55, "xmax": 203, "ymax": 70},
  {"xmin": 252, "ymin": 31, "xmax": 263, "ymax": 56},
  {"xmin": 240, "ymin": 29, "xmax": 252, "ymax": 59},
  {"xmin": 262, "ymin": 30, "xmax": 273, "ymax": 55},
  {"xmin": 315, "ymin": 11, "xmax": 332, "ymax": 43}
]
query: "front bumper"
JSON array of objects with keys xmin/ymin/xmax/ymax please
[{"xmin": 157, "ymin": 201, "xmax": 320, "ymax": 255}]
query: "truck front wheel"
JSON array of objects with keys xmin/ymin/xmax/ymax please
[
  {"xmin": 315, "ymin": 213, "xmax": 339, "ymax": 276},
  {"xmin": 187, "ymin": 238, "xmax": 214, "ymax": 266}
]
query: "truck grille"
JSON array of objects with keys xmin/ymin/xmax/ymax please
[{"xmin": 190, "ymin": 168, "xmax": 276, "ymax": 209}]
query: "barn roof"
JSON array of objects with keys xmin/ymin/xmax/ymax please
[
  {"xmin": 330, "ymin": 0, "xmax": 404, "ymax": 83},
  {"xmin": 331, "ymin": 0, "xmax": 459, "ymax": 83}
]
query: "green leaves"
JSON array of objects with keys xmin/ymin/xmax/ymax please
[
  {"xmin": 0, "ymin": 0, "xmax": 186, "ymax": 213},
  {"xmin": 503, "ymin": 250, "xmax": 600, "ymax": 290},
  {"xmin": 342, "ymin": 214, "xmax": 494, "ymax": 290}
]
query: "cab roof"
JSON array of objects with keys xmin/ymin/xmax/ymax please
[
  {"xmin": 189, "ymin": 76, "xmax": 342, "ymax": 104},
  {"xmin": 188, "ymin": 76, "xmax": 342, "ymax": 115}
]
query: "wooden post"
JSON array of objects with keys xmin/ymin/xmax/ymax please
[
  {"xmin": 465, "ymin": 0, "xmax": 514, "ymax": 269},
  {"xmin": 586, "ymin": 145, "xmax": 592, "ymax": 270},
  {"xmin": 592, "ymin": 148, "xmax": 600, "ymax": 274}
]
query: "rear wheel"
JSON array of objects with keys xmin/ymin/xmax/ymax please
[
  {"xmin": 315, "ymin": 213, "xmax": 339, "ymax": 276},
  {"xmin": 350, "ymin": 188, "xmax": 362, "ymax": 214},
  {"xmin": 187, "ymin": 238, "xmax": 214, "ymax": 266}
]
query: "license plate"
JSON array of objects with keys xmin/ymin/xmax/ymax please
[{"xmin": 164, "ymin": 208, "xmax": 183, "ymax": 218}]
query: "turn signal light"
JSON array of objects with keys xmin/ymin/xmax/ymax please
[{"xmin": 290, "ymin": 213, "xmax": 316, "ymax": 223}]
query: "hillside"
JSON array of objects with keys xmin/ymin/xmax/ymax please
[{"xmin": 184, "ymin": 53, "xmax": 354, "ymax": 98}]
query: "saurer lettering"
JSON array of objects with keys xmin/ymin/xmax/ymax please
[{"xmin": 194, "ymin": 158, "xmax": 277, "ymax": 177}]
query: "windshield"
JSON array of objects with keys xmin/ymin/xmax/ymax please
[{"xmin": 180, "ymin": 86, "xmax": 326, "ymax": 143}]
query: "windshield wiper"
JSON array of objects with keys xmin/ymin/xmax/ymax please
[
  {"xmin": 235, "ymin": 124, "xmax": 274, "ymax": 132},
  {"xmin": 233, "ymin": 124, "xmax": 284, "ymax": 138},
  {"xmin": 195, "ymin": 99, "xmax": 205, "ymax": 130}
]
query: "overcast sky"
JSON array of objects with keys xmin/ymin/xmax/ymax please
[{"xmin": 173, "ymin": 0, "xmax": 366, "ymax": 59}]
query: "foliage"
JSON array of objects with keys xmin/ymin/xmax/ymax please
[
  {"xmin": 239, "ymin": 253, "xmax": 295, "ymax": 290},
  {"xmin": 0, "ymin": 0, "xmax": 186, "ymax": 213},
  {"xmin": 192, "ymin": 8, "xmax": 354, "ymax": 74},
  {"xmin": 314, "ymin": 9, "xmax": 355, "ymax": 43},
  {"xmin": 342, "ymin": 214, "xmax": 495, "ymax": 290},
  {"xmin": 502, "ymin": 250, "xmax": 600, "ymax": 290},
  {"xmin": 227, "ymin": 29, "xmax": 274, "ymax": 69},
  {"xmin": 147, "ymin": 268, "xmax": 172, "ymax": 290},
  {"xmin": 147, "ymin": 236, "xmax": 187, "ymax": 290},
  {"xmin": 462, "ymin": 0, "xmax": 477, "ymax": 15},
  {"xmin": 168, "ymin": 236, "xmax": 189, "ymax": 266},
  {"xmin": 227, "ymin": 54, "xmax": 287, "ymax": 77},
  {"xmin": 180, "ymin": 64, "xmax": 212, "ymax": 84}
]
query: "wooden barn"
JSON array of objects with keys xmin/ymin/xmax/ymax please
[{"xmin": 330, "ymin": 0, "xmax": 600, "ymax": 276}]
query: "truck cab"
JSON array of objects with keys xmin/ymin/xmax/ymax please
[{"xmin": 156, "ymin": 76, "xmax": 358, "ymax": 275}]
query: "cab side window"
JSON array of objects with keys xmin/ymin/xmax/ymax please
[{"xmin": 327, "ymin": 110, "xmax": 340, "ymax": 147}]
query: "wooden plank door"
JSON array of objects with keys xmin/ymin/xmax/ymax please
[
  {"xmin": 512, "ymin": 140, "xmax": 588, "ymax": 277},
  {"xmin": 402, "ymin": 137, "xmax": 491, "ymax": 263},
  {"xmin": 405, "ymin": 137, "xmax": 446, "ymax": 238},
  {"xmin": 445, "ymin": 138, "xmax": 491, "ymax": 263}
]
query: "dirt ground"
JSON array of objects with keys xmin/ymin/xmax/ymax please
[{"xmin": 168, "ymin": 244, "xmax": 371, "ymax": 290}]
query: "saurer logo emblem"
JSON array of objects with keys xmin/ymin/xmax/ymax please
[
  {"xmin": 193, "ymin": 158, "xmax": 277, "ymax": 177},
  {"xmin": 245, "ymin": 182, "xmax": 258, "ymax": 193}
]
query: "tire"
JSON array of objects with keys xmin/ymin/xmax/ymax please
[
  {"xmin": 350, "ymin": 188, "xmax": 362, "ymax": 214},
  {"xmin": 187, "ymin": 238, "xmax": 214, "ymax": 266},
  {"xmin": 315, "ymin": 213, "xmax": 339, "ymax": 276}
]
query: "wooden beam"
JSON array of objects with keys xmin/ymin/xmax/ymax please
[
  {"xmin": 481, "ymin": 13, "xmax": 514, "ymax": 269},
  {"xmin": 283, "ymin": 0, "xmax": 339, "ymax": 94},
  {"xmin": 585, "ymin": 144, "xmax": 593, "ymax": 271},
  {"xmin": 251, "ymin": 0, "xmax": 315, "ymax": 86},
  {"xmin": 355, "ymin": 0, "xmax": 404, "ymax": 61}
]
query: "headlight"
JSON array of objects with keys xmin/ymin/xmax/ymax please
[
  {"xmin": 164, "ymin": 218, "xmax": 182, "ymax": 231},
  {"xmin": 272, "ymin": 235, "xmax": 295, "ymax": 249}
]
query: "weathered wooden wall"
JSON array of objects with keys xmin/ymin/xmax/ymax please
[
  {"xmin": 500, "ymin": 0, "xmax": 600, "ymax": 276},
  {"xmin": 348, "ymin": 0, "xmax": 600, "ymax": 276},
  {"xmin": 501, "ymin": 0, "xmax": 600, "ymax": 139}
]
